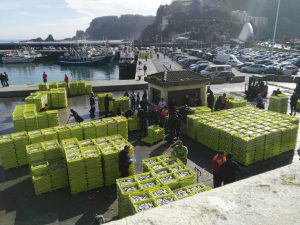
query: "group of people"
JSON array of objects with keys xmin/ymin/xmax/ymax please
[
  {"xmin": 0, "ymin": 72, "xmax": 9, "ymax": 87},
  {"xmin": 42, "ymin": 72, "xmax": 69, "ymax": 87},
  {"xmin": 206, "ymin": 87, "xmax": 229, "ymax": 111}
]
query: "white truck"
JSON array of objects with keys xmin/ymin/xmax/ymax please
[{"xmin": 213, "ymin": 54, "xmax": 242, "ymax": 67}]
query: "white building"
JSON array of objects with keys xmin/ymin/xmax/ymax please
[{"xmin": 231, "ymin": 10, "xmax": 268, "ymax": 27}]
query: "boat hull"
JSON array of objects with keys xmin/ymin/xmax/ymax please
[
  {"xmin": 2, "ymin": 56, "xmax": 35, "ymax": 63},
  {"xmin": 119, "ymin": 62, "xmax": 137, "ymax": 80},
  {"xmin": 59, "ymin": 55, "xmax": 114, "ymax": 66}
]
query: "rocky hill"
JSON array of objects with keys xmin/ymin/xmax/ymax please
[{"xmin": 81, "ymin": 15, "xmax": 155, "ymax": 40}]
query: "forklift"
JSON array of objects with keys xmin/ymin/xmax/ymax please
[{"xmin": 245, "ymin": 75, "xmax": 269, "ymax": 100}]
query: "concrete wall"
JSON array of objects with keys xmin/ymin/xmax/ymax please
[{"xmin": 108, "ymin": 163, "xmax": 300, "ymax": 225}]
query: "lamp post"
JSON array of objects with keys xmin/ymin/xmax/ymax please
[{"xmin": 271, "ymin": 0, "xmax": 281, "ymax": 53}]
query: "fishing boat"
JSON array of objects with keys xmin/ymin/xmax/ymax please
[
  {"xmin": 119, "ymin": 47, "xmax": 138, "ymax": 80},
  {"xmin": 1, "ymin": 50, "xmax": 35, "ymax": 63},
  {"xmin": 59, "ymin": 46, "xmax": 114, "ymax": 66}
]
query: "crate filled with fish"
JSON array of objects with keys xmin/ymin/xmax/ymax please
[{"xmin": 0, "ymin": 134, "xmax": 18, "ymax": 169}]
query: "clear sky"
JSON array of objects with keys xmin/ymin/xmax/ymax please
[{"xmin": 0, "ymin": 0, "xmax": 171, "ymax": 40}]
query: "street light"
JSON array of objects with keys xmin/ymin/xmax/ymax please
[{"xmin": 272, "ymin": 0, "xmax": 281, "ymax": 53}]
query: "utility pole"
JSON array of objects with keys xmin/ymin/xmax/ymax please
[{"xmin": 272, "ymin": 0, "xmax": 281, "ymax": 53}]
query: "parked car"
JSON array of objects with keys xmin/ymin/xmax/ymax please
[
  {"xmin": 263, "ymin": 66, "xmax": 278, "ymax": 74},
  {"xmin": 200, "ymin": 65, "xmax": 232, "ymax": 77},
  {"xmin": 194, "ymin": 63, "xmax": 209, "ymax": 73},
  {"xmin": 189, "ymin": 61, "xmax": 209, "ymax": 70},
  {"xmin": 241, "ymin": 64, "xmax": 266, "ymax": 74},
  {"xmin": 281, "ymin": 65, "xmax": 299, "ymax": 75}
]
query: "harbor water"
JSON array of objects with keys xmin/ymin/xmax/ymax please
[{"xmin": 0, "ymin": 61, "xmax": 120, "ymax": 85}]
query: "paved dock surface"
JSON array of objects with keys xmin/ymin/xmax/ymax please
[{"xmin": 0, "ymin": 54, "xmax": 300, "ymax": 225}]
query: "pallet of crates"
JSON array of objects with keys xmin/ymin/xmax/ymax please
[
  {"xmin": 24, "ymin": 111, "xmax": 38, "ymax": 131},
  {"xmin": 50, "ymin": 89, "xmax": 59, "ymax": 109},
  {"xmin": 82, "ymin": 146, "xmax": 104, "ymax": 190},
  {"xmin": 48, "ymin": 82, "xmax": 58, "ymax": 90},
  {"xmin": 116, "ymin": 176, "xmax": 141, "ymax": 218},
  {"xmin": 78, "ymin": 80, "xmax": 86, "ymax": 95},
  {"xmin": 13, "ymin": 105, "xmax": 26, "ymax": 132},
  {"xmin": 11, "ymin": 132, "xmax": 29, "ymax": 166},
  {"xmin": 112, "ymin": 97, "xmax": 123, "ymax": 114},
  {"xmin": 46, "ymin": 110, "xmax": 59, "ymax": 128},
  {"xmin": 39, "ymin": 83, "xmax": 48, "ymax": 91},
  {"xmin": 142, "ymin": 157, "xmax": 160, "ymax": 172},
  {"xmin": 81, "ymin": 121, "xmax": 97, "ymax": 139},
  {"xmin": 100, "ymin": 142, "xmax": 120, "ymax": 186},
  {"xmin": 92, "ymin": 119, "xmax": 108, "ymax": 137},
  {"xmin": 174, "ymin": 167, "xmax": 196, "ymax": 188},
  {"xmin": 112, "ymin": 139, "xmax": 135, "ymax": 175},
  {"xmin": 173, "ymin": 186, "xmax": 192, "ymax": 200},
  {"xmin": 206, "ymin": 123, "xmax": 220, "ymax": 151},
  {"xmin": 0, "ymin": 134, "xmax": 18, "ymax": 170},
  {"xmin": 191, "ymin": 106, "xmax": 211, "ymax": 114},
  {"xmin": 265, "ymin": 128, "xmax": 282, "ymax": 158},
  {"xmin": 85, "ymin": 82, "xmax": 92, "ymax": 94},
  {"xmin": 149, "ymin": 186, "xmax": 173, "ymax": 203},
  {"xmin": 218, "ymin": 127, "xmax": 233, "ymax": 153},
  {"xmin": 55, "ymin": 126, "xmax": 72, "ymax": 141},
  {"xmin": 37, "ymin": 112, "xmax": 49, "ymax": 129},
  {"xmin": 28, "ymin": 130, "xmax": 45, "ymax": 144},
  {"xmin": 102, "ymin": 117, "xmax": 118, "ymax": 136},
  {"xmin": 26, "ymin": 142, "xmax": 46, "ymax": 164},
  {"xmin": 184, "ymin": 115, "xmax": 198, "ymax": 138},
  {"xmin": 280, "ymin": 124, "xmax": 298, "ymax": 153},
  {"xmin": 31, "ymin": 161, "xmax": 52, "ymax": 195},
  {"xmin": 57, "ymin": 88, "xmax": 68, "ymax": 108},
  {"xmin": 69, "ymin": 81, "xmax": 78, "ymax": 96},
  {"xmin": 41, "ymin": 139, "xmax": 63, "ymax": 161},
  {"xmin": 114, "ymin": 116, "xmax": 128, "ymax": 140},
  {"xmin": 64, "ymin": 143, "xmax": 87, "ymax": 194},
  {"xmin": 185, "ymin": 183, "xmax": 212, "ymax": 196},
  {"xmin": 129, "ymin": 190, "xmax": 154, "ymax": 216},
  {"xmin": 128, "ymin": 116, "xmax": 140, "ymax": 132},
  {"xmin": 227, "ymin": 98, "xmax": 247, "ymax": 108},
  {"xmin": 79, "ymin": 139, "xmax": 95, "ymax": 148},
  {"xmin": 121, "ymin": 97, "xmax": 130, "ymax": 112},
  {"xmin": 41, "ymin": 127, "xmax": 58, "ymax": 141},
  {"xmin": 57, "ymin": 82, "xmax": 67, "ymax": 89},
  {"xmin": 196, "ymin": 120, "xmax": 208, "ymax": 145},
  {"xmin": 232, "ymin": 135, "xmax": 256, "ymax": 166},
  {"xmin": 67, "ymin": 123, "xmax": 84, "ymax": 141},
  {"xmin": 49, "ymin": 159, "xmax": 69, "ymax": 190}
]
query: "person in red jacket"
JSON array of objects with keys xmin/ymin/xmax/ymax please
[
  {"xmin": 64, "ymin": 74, "xmax": 69, "ymax": 87},
  {"xmin": 212, "ymin": 151, "xmax": 227, "ymax": 188},
  {"xmin": 42, "ymin": 72, "xmax": 48, "ymax": 83}
]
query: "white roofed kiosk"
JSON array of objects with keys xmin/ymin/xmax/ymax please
[{"xmin": 145, "ymin": 71, "xmax": 209, "ymax": 106}]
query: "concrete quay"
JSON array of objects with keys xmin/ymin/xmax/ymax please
[{"xmin": 108, "ymin": 162, "xmax": 300, "ymax": 225}]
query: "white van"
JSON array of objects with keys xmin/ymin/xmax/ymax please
[
  {"xmin": 213, "ymin": 54, "xmax": 242, "ymax": 66},
  {"xmin": 200, "ymin": 65, "xmax": 232, "ymax": 77}
]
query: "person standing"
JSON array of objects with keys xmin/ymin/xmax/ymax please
[
  {"xmin": 118, "ymin": 145, "xmax": 132, "ymax": 178},
  {"xmin": 172, "ymin": 140, "xmax": 188, "ymax": 165},
  {"xmin": 42, "ymin": 72, "xmax": 48, "ymax": 83},
  {"xmin": 214, "ymin": 96, "xmax": 222, "ymax": 111},
  {"xmin": 143, "ymin": 64, "xmax": 148, "ymax": 76},
  {"xmin": 157, "ymin": 53, "xmax": 159, "ymax": 60},
  {"xmin": 3, "ymin": 72, "xmax": 9, "ymax": 87},
  {"xmin": 0, "ymin": 73, "xmax": 4, "ymax": 87},
  {"xmin": 104, "ymin": 94, "xmax": 110, "ymax": 117},
  {"xmin": 137, "ymin": 107, "xmax": 148, "ymax": 137},
  {"xmin": 174, "ymin": 111, "xmax": 182, "ymax": 140},
  {"xmin": 290, "ymin": 91, "xmax": 298, "ymax": 116},
  {"xmin": 158, "ymin": 98, "xmax": 166, "ymax": 111},
  {"xmin": 130, "ymin": 90, "xmax": 136, "ymax": 112},
  {"xmin": 64, "ymin": 74, "xmax": 69, "ymax": 87},
  {"xmin": 136, "ymin": 92, "xmax": 141, "ymax": 109},
  {"xmin": 89, "ymin": 93, "xmax": 96, "ymax": 118},
  {"xmin": 160, "ymin": 106, "xmax": 169, "ymax": 129},
  {"xmin": 212, "ymin": 151, "xmax": 227, "ymax": 188},
  {"xmin": 207, "ymin": 87, "xmax": 214, "ymax": 111},
  {"xmin": 219, "ymin": 153, "xmax": 241, "ymax": 185},
  {"xmin": 142, "ymin": 89, "xmax": 147, "ymax": 101},
  {"xmin": 220, "ymin": 93, "xmax": 228, "ymax": 110}
]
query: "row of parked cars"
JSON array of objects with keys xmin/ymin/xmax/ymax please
[{"xmin": 160, "ymin": 46, "xmax": 300, "ymax": 77}]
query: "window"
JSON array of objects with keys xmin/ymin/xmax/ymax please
[{"xmin": 217, "ymin": 67, "xmax": 225, "ymax": 71}]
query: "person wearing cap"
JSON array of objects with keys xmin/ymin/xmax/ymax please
[
  {"xmin": 118, "ymin": 145, "xmax": 132, "ymax": 178},
  {"xmin": 219, "ymin": 153, "xmax": 241, "ymax": 185},
  {"xmin": 172, "ymin": 140, "xmax": 188, "ymax": 165},
  {"xmin": 212, "ymin": 151, "xmax": 227, "ymax": 188}
]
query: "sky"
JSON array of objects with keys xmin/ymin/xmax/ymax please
[{"xmin": 0, "ymin": 0, "xmax": 171, "ymax": 40}]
